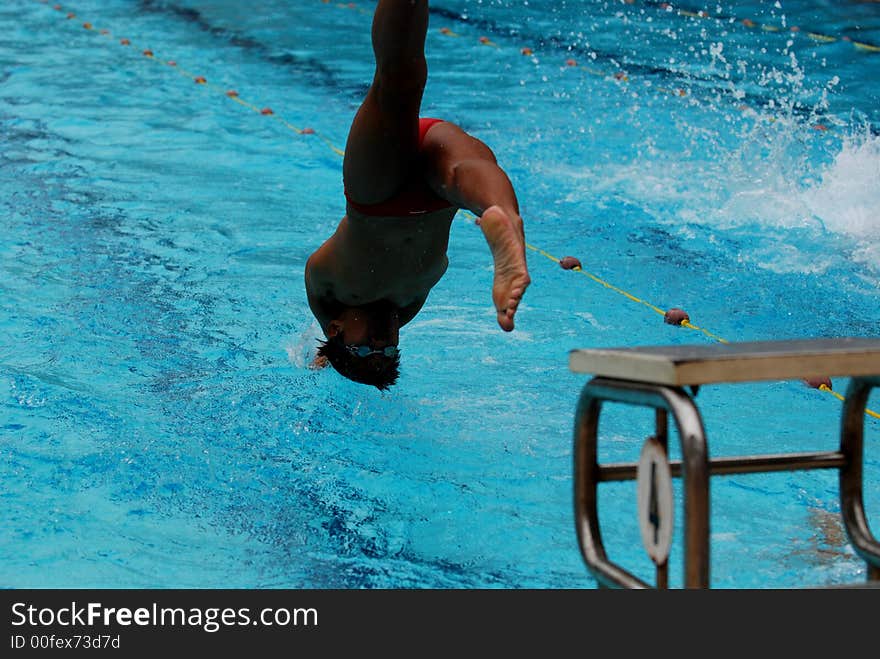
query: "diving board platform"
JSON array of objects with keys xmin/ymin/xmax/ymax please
[
  {"xmin": 568, "ymin": 337, "xmax": 880, "ymax": 589},
  {"xmin": 569, "ymin": 337, "xmax": 880, "ymax": 385}
]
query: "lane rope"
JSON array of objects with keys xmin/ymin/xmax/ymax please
[{"xmin": 647, "ymin": 0, "xmax": 880, "ymax": 53}]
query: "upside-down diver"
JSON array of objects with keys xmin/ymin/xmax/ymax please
[{"xmin": 305, "ymin": 0, "xmax": 531, "ymax": 389}]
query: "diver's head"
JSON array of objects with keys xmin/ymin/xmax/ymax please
[{"xmin": 317, "ymin": 302, "xmax": 401, "ymax": 390}]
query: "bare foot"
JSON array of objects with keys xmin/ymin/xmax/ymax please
[{"xmin": 478, "ymin": 205, "xmax": 530, "ymax": 331}]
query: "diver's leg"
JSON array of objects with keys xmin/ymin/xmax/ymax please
[{"xmin": 343, "ymin": 0, "xmax": 429, "ymax": 205}]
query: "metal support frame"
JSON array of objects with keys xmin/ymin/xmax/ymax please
[
  {"xmin": 573, "ymin": 375, "xmax": 880, "ymax": 589},
  {"xmin": 840, "ymin": 376, "xmax": 880, "ymax": 581},
  {"xmin": 574, "ymin": 377, "xmax": 710, "ymax": 588}
]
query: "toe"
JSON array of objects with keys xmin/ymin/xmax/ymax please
[{"xmin": 497, "ymin": 310, "xmax": 514, "ymax": 331}]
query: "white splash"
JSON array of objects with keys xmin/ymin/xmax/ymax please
[
  {"xmin": 802, "ymin": 131, "xmax": 880, "ymax": 242},
  {"xmin": 285, "ymin": 320, "xmax": 324, "ymax": 369},
  {"xmin": 567, "ymin": 125, "xmax": 880, "ymax": 273}
]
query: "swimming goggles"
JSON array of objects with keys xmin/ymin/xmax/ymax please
[{"xmin": 344, "ymin": 344, "xmax": 399, "ymax": 358}]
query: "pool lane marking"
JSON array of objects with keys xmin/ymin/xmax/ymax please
[
  {"xmin": 646, "ymin": 1, "xmax": 880, "ymax": 54},
  {"xmin": 320, "ymin": 0, "xmax": 371, "ymax": 17},
  {"xmin": 325, "ymin": 2, "xmax": 845, "ymax": 131},
  {"xmin": 325, "ymin": 0, "xmax": 880, "ymax": 54},
  {"xmin": 48, "ymin": 2, "xmax": 347, "ymax": 153},
  {"xmin": 43, "ymin": 2, "xmax": 345, "ymax": 156},
  {"xmin": 323, "ymin": 0, "xmax": 690, "ymax": 98},
  {"xmin": 39, "ymin": 2, "xmax": 878, "ymax": 420}
]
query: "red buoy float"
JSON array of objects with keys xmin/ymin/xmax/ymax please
[
  {"xmin": 664, "ymin": 308, "xmax": 690, "ymax": 326},
  {"xmin": 804, "ymin": 376, "xmax": 832, "ymax": 390}
]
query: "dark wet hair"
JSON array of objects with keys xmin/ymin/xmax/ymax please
[{"xmin": 317, "ymin": 334, "xmax": 400, "ymax": 391}]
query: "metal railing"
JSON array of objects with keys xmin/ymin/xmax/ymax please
[{"xmin": 573, "ymin": 374, "xmax": 880, "ymax": 589}]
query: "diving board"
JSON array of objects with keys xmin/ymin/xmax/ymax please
[
  {"xmin": 569, "ymin": 337, "xmax": 880, "ymax": 386},
  {"xmin": 569, "ymin": 337, "xmax": 880, "ymax": 589}
]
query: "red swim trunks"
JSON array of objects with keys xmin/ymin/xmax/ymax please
[{"xmin": 344, "ymin": 117, "xmax": 455, "ymax": 217}]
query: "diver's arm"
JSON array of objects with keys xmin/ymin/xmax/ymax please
[
  {"xmin": 422, "ymin": 120, "xmax": 521, "ymax": 220},
  {"xmin": 304, "ymin": 252, "xmax": 340, "ymax": 335}
]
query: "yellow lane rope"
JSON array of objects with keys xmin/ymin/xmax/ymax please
[
  {"xmin": 327, "ymin": 0, "xmax": 880, "ymax": 54},
  {"xmin": 819, "ymin": 385, "xmax": 880, "ymax": 420},
  {"xmin": 525, "ymin": 229, "xmax": 880, "ymax": 420},
  {"xmin": 653, "ymin": 1, "xmax": 880, "ymax": 53},
  {"xmin": 467, "ymin": 212, "xmax": 731, "ymax": 344},
  {"xmin": 326, "ymin": 0, "xmax": 874, "ymax": 128},
  {"xmin": 36, "ymin": 1, "xmax": 879, "ymax": 420},
  {"xmin": 52, "ymin": 3, "xmax": 346, "ymax": 155}
]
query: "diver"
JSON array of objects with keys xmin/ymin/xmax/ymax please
[{"xmin": 305, "ymin": 0, "xmax": 531, "ymax": 389}]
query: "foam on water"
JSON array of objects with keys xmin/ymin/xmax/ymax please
[
  {"xmin": 536, "ymin": 0, "xmax": 879, "ymax": 278},
  {"xmin": 285, "ymin": 320, "xmax": 325, "ymax": 369},
  {"xmin": 803, "ymin": 129, "xmax": 880, "ymax": 241},
  {"xmin": 560, "ymin": 119, "xmax": 879, "ymax": 278},
  {"xmin": 707, "ymin": 125, "xmax": 880, "ymax": 273}
]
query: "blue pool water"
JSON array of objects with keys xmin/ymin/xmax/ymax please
[{"xmin": 1, "ymin": 0, "xmax": 878, "ymax": 588}]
